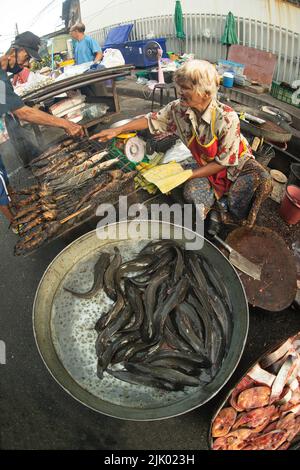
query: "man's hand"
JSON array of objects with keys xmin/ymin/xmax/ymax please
[
  {"xmin": 63, "ymin": 121, "xmax": 85, "ymax": 138},
  {"xmin": 90, "ymin": 128, "xmax": 120, "ymax": 142}
]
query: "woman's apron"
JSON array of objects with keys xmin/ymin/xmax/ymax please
[{"xmin": 188, "ymin": 108, "xmax": 248, "ymax": 199}]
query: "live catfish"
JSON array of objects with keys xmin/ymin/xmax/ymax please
[{"xmin": 65, "ymin": 239, "xmax": 234, "ymax": 392}]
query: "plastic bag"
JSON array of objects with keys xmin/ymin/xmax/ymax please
[
  {"xmin": 137, "ymin": 77, "xmax": 148, "ymax": 85},
  {"xmin": 82, "ymin": 103, "xmax": 109, "ymax": 120},
  {"xmin": 56, "ymin": 62, "xmax": 93, "ymax": 81},
  {"xmin": 162, "ymin": 140, "xmax": 193, "ymax": 164},
  {"xmin": 102, "ymin": 49, "xmax": 125, "ymax": 68},
  {"xmin": 14, "ymin": 72, "xmax": 55, "ymax": 96}
]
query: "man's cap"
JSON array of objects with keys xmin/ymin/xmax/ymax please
[{"xmin": 12, "ymin": 31, "xmax": 42, "ymax": 61}]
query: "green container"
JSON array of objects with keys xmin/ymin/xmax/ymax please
[
  {"xmin": 271, "ymin": 81, "xmax": 300, "ymax": 109},
  {"xmin": 109, "ymin": 140, "xmax": 149, "ymax": 172},
  {"xmin": 135, "ymin": 70, "xmax": 150, "ymax": 80}
]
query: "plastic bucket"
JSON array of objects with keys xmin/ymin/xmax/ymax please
[
  {"xmin": 279, "ymin": 185, "xmax": 300, "ymax": 225},
  {"xmin": 223, "ymin": 72, "xmax": 234, "ymax": 88},
  {"xmin": 288, "ymin": 163, "xmax": 300, "ymax": 188}
]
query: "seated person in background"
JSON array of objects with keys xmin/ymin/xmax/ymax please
[{"xmin": 70, "ymin": 23, "xmax": 103, "ymax": 65}]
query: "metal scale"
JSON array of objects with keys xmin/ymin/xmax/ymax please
[{"xmin": 113, "ymin": 133, "xmax": 147, "ymax": 165}]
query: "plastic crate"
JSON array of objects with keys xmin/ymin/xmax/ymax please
[{"xmin": 271, "ymin": 81, "xmax": 300, "ymax": 108}]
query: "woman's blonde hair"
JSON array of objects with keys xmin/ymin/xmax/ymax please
[{"xmin": 174, "ymin": 60, "xmax": 220, "ymax": 98}]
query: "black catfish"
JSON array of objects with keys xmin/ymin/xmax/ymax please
[
  {"xmin": 144, "ymin": 350, "xmax": 211, "ymax": 368},
  {"xmin": 64, "ymin": 252, "xmax": 110, "ymax": 299},
  {"xmin": 120, "ymin": 254, "xmax": 154, "ymax": 275},
  {"xmin": 125, "ymin": 363, "xmax": 201, "ymax": 388},
  {"xmin": 97, "ymin": 331, "xmax": 140, "ymax": 378},
  {"xmin": 164, "ymin": 321, "xmax": 194, "ymax": 353},
  {"xmin": 152, "ymin": 278, "xmax": 189, "ymax": 341},
  {"xmin": 95, "ymin": 306, "xmax": 132, "ymax": 356},
  {"xmin": 142, "ymin": 265, "xmax": 171, "ymax": 342},
  {"xmin": 122, "ymin": 280, "xmax": 145, "ymax": 333},
  {"xmin": 108, "ymin": 369, "xmax": 184, "ymax": 392},
  {"xmin": 103, "ymin": 247, "xmax": 122, "ymax": 301},
  {"xmin": 174, "ymin": 308, "xmax": 207, "ymax": 356}
]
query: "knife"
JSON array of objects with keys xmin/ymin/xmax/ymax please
[{"xmin": 213, "ymin": 234, "xmax": 262, "ymax": 281}]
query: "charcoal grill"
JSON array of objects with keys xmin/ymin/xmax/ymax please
[
  {"xmin": 18, "ymin": 138, "xmax": 140, "ymax": 256},
  {"xmin": 19, "ymin": 137, "xmax": 160, "ymax": 256}
]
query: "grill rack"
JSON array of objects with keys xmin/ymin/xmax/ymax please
[
  {"xmin": 17, "ymin": 138, "xmax": 145, "ymax": 257},
  {"xmin": 17, "ymin": 132, "xmax": 170, "ymax": 257}
]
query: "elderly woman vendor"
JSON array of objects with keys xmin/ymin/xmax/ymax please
[{"xmin": 92, "ymin": 60, "xmax": 272, "ymax": 227}]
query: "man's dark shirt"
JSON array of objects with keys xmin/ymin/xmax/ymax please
[{"xmin": 0, "ymin": 68, "xmax": 24, "ymax": 115}]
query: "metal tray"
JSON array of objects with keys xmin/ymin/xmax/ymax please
[
  {"xmin": 33, "ymin": 221, "xmax": 249, "ymax": 421},
  {"xmin": 226, "ymin": 226, "xmax": 297, "ymax": 311}
]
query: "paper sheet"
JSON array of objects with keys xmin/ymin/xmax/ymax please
[{"xmin": 142, "ymin": 162, "xmax": 193, "ymax": 194}]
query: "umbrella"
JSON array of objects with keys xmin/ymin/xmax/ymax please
[
  {"xmin": 221, "ymin": 11, "xmax": 238, "ymax": 59},
  {"xmin": 174, "ymin": 0, "xmax": 185, "ymax": 54}
]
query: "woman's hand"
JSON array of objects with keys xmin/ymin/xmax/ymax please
[{"xmin": 90, "ymin": 128, "xmax": 120, "ymax": 142}]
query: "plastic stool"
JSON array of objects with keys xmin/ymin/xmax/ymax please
[{"xmin": 151, "ymin": 83, "xmax": 178, "ymax": 111}]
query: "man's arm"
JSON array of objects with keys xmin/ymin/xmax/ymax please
[
  {"xmin": 13, "ymin": 106, "xmax": 84, "ymax": 137},
  {"xmin": 90, "ymin": 37, "xmax": 103, "ymax": 63}
]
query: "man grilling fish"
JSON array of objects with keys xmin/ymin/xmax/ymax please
[{"xmin": 0, "ymin": 31, "xmax": 84, "ymax": 232}]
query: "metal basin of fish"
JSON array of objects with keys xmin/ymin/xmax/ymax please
[{"xmin": 33, "ymin": 221, "xmax": 249, "ymax": 421}]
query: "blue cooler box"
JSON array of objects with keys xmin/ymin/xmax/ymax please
[
  {"xmin": 124, "ymin": 38, "xmax": 167, "ymax": 67},
  {"xmin": 102, "ymin": 24, "xmax": 167, "ymax": 68}
]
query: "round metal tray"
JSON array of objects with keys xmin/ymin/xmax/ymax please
[
  {"xmin": 226, "ymin": 226, "xmax": 297, "ymax": 312},
  {"xmin": 33, "ymin": 221, "xmax": 249, "ymax": 421}
]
